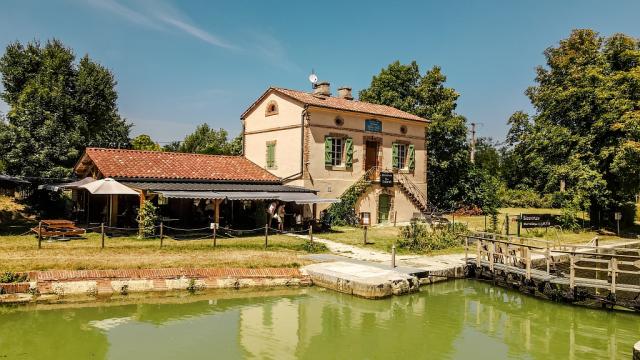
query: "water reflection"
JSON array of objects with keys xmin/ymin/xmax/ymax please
[{"xmin": 0, "ymin": 281, "xmax": 637, "ymax": 360}]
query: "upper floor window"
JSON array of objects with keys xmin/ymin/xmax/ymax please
[
  {"xmin": 265, "ymin": 100, "xmax": 279, "ymax": 116},
  {"xmin": 324, "ymin": 136, "xmax": 353, "ymax": 168},
  {"xmin": 331, "ymin": 138, "xmax": 343, "ymax": 166},
  {"xmin": 396, "ymin": 143, "xmax": 407, "ymax": 169},
  {"xmin": 393, "ymin": 142, "xmax": 415, "ymax": 171}
]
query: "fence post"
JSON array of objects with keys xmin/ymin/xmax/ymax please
[
  {"xmin": 464, "ymin": 236, "xmax": 469, "ymax": 264},
  {"xmin": 100, "ymin": 223, "xmax": 105, "ymax": 249},
  {"xmin": 505, "ymin": 214, "xmax": 510, "ymax": 235},
  {"xmin": 309, "ymin": 225, "xmax": 313, "ymax": 244},
  {"xmin": 569, "ymin": 254, "xmax": 575, "ymax": 292},
  {"xmin": 517, "ymin": 214, "xmax": 521, "ymax": 237},
  {"xmin": 489, "ymin": 241, "xmax": 494, "ymax": 273},
  {"xmin": 610, "ymin": 257, "xmax": 617, "ymax": 295},
  {"xmin": 37, "ymin": 221, "xmax": 42, "ymax": 249},
  {"xmin": 159, "ymin": 222, "xmax": 164, "ymax": 248},
  {"xmin": 545, "ymin": 242, "xmax": 550, "ymax": 275},
  {"xmin": 264, "ymin": 223, "xmax": 269, "ymax": 249},
  {"xmin": 392, "ymin": 245, "xmax": 396, "ymax": 268},
  {"xmin": 363, "ymin": 226, "xmax": 368, "ymax": 245},
  {"xmin": 476, "ymin": 238, "xmax": 482, "ymax": 268},
  {"xmin": 525, "ymin": 247, "xmax": 531, "ymax": 280},
  {"xmin": 213, "ymin": 224, "xmax": 217, "ymax": 248}
]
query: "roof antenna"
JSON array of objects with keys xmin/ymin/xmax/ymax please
[{"xmin": 308, "ymin": 69, "xmax": 318, "ymax": 90}]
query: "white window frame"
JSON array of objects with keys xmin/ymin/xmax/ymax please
[
  {"xmin": 331, "ymin": 137, "xmax": 344, "ymax": 167},
  {"xmin": 397, "ymin": 143, "xmax": 407, "ymax": 169}
]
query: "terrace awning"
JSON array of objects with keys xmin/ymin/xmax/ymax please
[
  {"xmin": 156, "ymin": 190, "xmax": 226, "ymax": 200},
  {"xmin": 276, "ymin": 192, "xmax": 340, "ymax": 204},
  {"xmin": 151, "ymin": 190, "xmax": 339, "ymax": 203}
]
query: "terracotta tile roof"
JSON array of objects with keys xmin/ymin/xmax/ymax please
[
  {"xmin": 78, "ymin": 148, "xmax": 279, "ymax": 182},
  {"xmin": 241, "ymin": 87, "xmax": 428, "ymax": 123}
]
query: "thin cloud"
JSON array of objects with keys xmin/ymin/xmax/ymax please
[
  {"xmin": 250, "ymin": 32, "xmax": 301, "ymax": 73},
  {"xmin": 157, "ymin": 15, "xmax": 235, "ymax": 49},
  {"xmin": 87, "ymin": 0, "xmax": 235, "ymax": 50}
]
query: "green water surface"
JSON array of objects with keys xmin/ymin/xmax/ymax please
[{"xmin": 0, "ymin": 280, "xmax": 638, "ymax": 359}]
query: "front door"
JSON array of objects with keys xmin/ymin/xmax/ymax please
[
  {"xmin": 378, "ymin": 194, "xmax": 390, "ymax": 223},
  {"xmin": 365, "ymin": 141, "xmax": 378, "ymax": 171}
]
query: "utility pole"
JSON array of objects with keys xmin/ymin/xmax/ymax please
[{"xmin": 470, "ymin": 122, "xmax": 476, "ymax": 164}]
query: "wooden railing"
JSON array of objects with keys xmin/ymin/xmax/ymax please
[{"xmin": 465, "ymin": 232, "xmax": 640, "ymax": 298}]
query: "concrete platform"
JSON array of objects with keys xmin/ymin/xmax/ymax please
[{"xmin": 303, "ymin": 261, "xmax": 419, "ymax": 299}]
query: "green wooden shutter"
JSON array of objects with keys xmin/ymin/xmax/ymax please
[
  {"xmin": 345, "ymin": 137, "xmax": 353, "ymax": 167},
  {"xmin": 324, "ymin": 137, "xmax": 332, "ymax": 166},
  {"xmin": 392, "ymin": 143, "xmax": 399, "ymax": 169},
  {"xmin": 408, "ymin": 144, "xmax": 415, "ymax": 170},
  {"xmin": 266, "ymin": 143, "xmax": 275, "ymax": 168}
]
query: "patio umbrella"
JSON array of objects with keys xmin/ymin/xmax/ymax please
[
  {"xmin": 60, "ymin": 176, "xmax": 95, "ymax": 190},
  {"xmin": 80, "ymin": 178, "xmax": 139, "ymax": 226}
]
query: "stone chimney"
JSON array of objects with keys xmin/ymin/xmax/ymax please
[
  {"xmin": 313, "ymin": 81, "xmax": 331, "ymax": 97},
  {"xmin": 337, "ymin": 87, "xmax": 353, "ymax": 100}
]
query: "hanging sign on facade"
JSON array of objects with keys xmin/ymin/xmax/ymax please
[{"xmin": 380, "ymin": 172, "xmax": 394, "ymax": 187}]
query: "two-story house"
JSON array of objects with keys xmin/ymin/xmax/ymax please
[{"xmin": 241, "ymin": 82, "xmax": 430, "ymax": 224}]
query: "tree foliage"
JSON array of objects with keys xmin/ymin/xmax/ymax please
[
  {"xmin": 131, "ymin": 134, "xmax": 161, "ymax": 151},
  {"xmin": 503, "ymin": 29, "xmax": 640, "ymax": 221},
  {"xmin": 360, "ymin": 61, "xmax": 499, "ymax": 213},
  {"xmin": 177, "ymin": 123, "xmax": 242, "ymax": 155},
  {"xmin": 0, "ymin": 39, "xmax": 130, "ymax": 178}
]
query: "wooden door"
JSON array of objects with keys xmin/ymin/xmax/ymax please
[{"xmin": 365, "ymin": 141, "xmax": 378, "ymax": 171}]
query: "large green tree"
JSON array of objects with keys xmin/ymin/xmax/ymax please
[
  {"xmin": 131, "ymin": 134, "xmax": 161, "ymax": 151},
  {"xmin": 177, "ymin": 123, "xmax": 242, "ymax": 155},
  {"xmin": 360, "ymin": 61, "xmax": 497, "ymax": 212},
  {"xmin": 0, "ymin": 39, "xmax": 130, "ymax": 178},
  {"xmin": 505, "ymin": 29, "xmax": 640, "ymax": 223}
]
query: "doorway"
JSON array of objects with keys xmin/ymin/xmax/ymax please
[
  {"xmin": 365, "ymin": 140, "xmax": 378, "ymax": 171},
  {"xmin": 378, "ymin": 194, "xmax": 390, "ymax": 223}
]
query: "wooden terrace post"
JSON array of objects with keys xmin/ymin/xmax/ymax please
[
  {"xmin": 159, "ymin": 222, "xmax": 164, "ymax": 248},
  {"xmin": 138, "ymin": 190, "xmax": 146, "ymax": 236},
  {"xmin": 37, "ymin": 221, "xmax": 42, "ymax": 249},
  {"xmin": 101, "ymin": 222, "xmax": 105, "ymax": 249},
  {"xmin": 309, "ymin": 225, "xmax": 313, "ymax": 244}
]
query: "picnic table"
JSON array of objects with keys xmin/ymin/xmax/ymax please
[{"xmin": 31, "ymin": 220, "xmax": 86, "ymax": 239}]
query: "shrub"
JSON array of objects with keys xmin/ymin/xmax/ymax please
[
  {"xmin": 398, "ymin": 220, "xmax": 468, "ymax": 252},
  {"xmin": 136, "ymin": 200, "xmax": 158, "ymax": 238},
  {"xmin": 0, "ymin": 271, "xmax": 28, "ymax": 283},
  {"xmin": 498, "ymin": 187, "xmax": 552, "ymax": 208}
]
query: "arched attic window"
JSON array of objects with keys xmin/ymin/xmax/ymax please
[{"xmin": 265, "ymin": 100, "xmax": 279, "ymax": 116}]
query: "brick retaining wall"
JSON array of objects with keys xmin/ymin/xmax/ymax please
[{"xmin": 1, "ymin": 268, "xmax": 310, "ymax": 302}]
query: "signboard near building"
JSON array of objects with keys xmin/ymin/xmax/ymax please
[
  {"xmin": 520, "ymin": 214, "xmax": 557, "ymax": 228},
  {"xmin": 365, "ymin": 119, "xmax": 382, "ymax": 133},
  {"xmin": 380, "ymin": 172, "xmax": 394, "ymax": 187}
]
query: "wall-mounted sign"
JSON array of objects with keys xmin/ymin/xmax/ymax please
[
  {"xmin": 520, "ymin": 214, "xmax": 557, "ymax": 228},
  {"xmin": 380, "ymin": 172, "xmax": 394, "ymax": 187},
  {"xmin": 365, "ymin": 119, "xmax": 382, "ymax": 133}
]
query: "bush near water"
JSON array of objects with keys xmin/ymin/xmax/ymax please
[{"xmin": 398, "ymin": 219, "xmax": 468, "ymax": 252}]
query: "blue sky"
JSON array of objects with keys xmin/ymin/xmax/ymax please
[{"xmin": 1, "ymin": 0, "xmax": 639, "ymax": 143}]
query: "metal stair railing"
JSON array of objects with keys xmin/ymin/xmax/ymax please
[{"xmin": 397, "ymin": 172, "xmax": 430, "ymax": 213}]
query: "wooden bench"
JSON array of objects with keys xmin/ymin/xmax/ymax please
[{"xmin": 31, "ymin": 220, "xmax": 86, "ymax": 238}]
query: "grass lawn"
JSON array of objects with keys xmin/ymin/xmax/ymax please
[{"xmin": 0, "ymin": 232, "xmax": 324, "ymax": 272}]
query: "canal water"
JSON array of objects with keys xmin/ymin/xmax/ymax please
[{"xmin": 0, "ymin": 280, "xmax": 638, "ymax": 359}]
